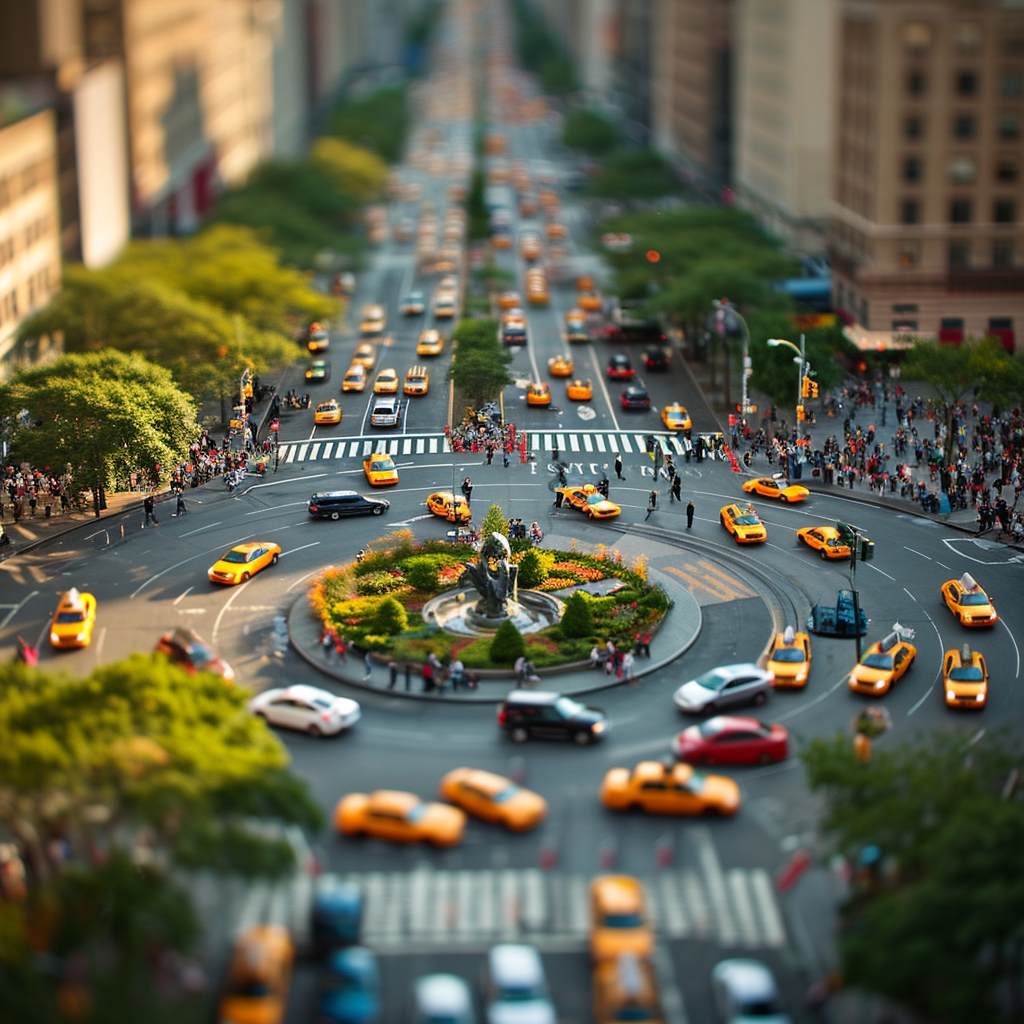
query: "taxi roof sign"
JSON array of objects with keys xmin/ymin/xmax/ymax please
[{"xmin": 959, "ymin": 572, "xmax": 979, "ymax": 592}]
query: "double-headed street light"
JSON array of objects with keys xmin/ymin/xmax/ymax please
[{"xmin": 767, "ymin": 335, "xmax": 807, "ymax": 423}]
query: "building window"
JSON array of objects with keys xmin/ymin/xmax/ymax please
[
  {"xmin": 893, "ymin": 303, "xmax": 920, "ymax": 313},
  {"xmin": 860, "ymin": 299, "xmax": 869, "ymax": 327},
  {"xmin": 948, "ymin": 157, "xmax": 976, "ymax": 184},
  {"xmin": 939, "ymin": 317, "xmax": 965, "ymax": 345},
  {"xmin": 949, "ymin": 243, "xmax": 971, "ymax": 267},
  {"xmin": 953, "ymin": 114, "xmax": 976, "ymax": 139},
  {"xmin": 956, "ymin": 70, "xmax": 979, "ymax": 96},
  {"xmin": 901, "ymin": 199, "xmax": 921, "ymax": 224},
  {"xmin": 903, "ymin": 22, "xmax": 933, "ymax": 56},
  {"xmin": 903, "ymin": 156, "xmax": 923, "ymax": 182},
  {"xmin": 899, "ymin": 243, "xmax": 921, "ymax": 267},
  {"xmin": 954, "ymin": 23, "xmax": 983, "ymax": 55},
  {"xmin": 904, "ymin": 115, "xmax": 924, "ymax": 140},
  {"xmin": 997, "ymin": 157, "xmax": 1019, "ymax": 183},
  {"xmin": 1003, "ymin": 71, "xmax": 1023, "ymax": 98},
  {"xmin": 999, "ymin": 113, "xmax": 1020, "ymax": 139},
  {"xmin": 893, "ymin": 320, "xmax": 918, "ymax": 332},
  {"xmin": 950, "ymin": 198, "xmax": 973, "ymax": 223},
  {"xmin": 907, "ymin": 70, "xmax": 927, "ymax": 96},
  {"xmin": 993, "ymin": 242, "xmax": 1015, "ymax": 268},
  {"xmin": 994, "ymin": 199, "xmax": 1017, "ymax": 224}
]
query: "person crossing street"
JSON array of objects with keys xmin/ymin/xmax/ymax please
[
  {"xmin": 645, "ymin": 489, "xmax": 658, "ymax": 521},
  {"xmin": 686, "ymin": 499, "xmax": 695, "ymax": 529},
  {"xmin": 614, "ymin": 454, "xmax": 624, "ymax": 480},
  {"xmin": 670, "ymin": 475, "xmax": 682, "ymax": 503}
]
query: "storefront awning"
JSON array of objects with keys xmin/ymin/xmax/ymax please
[{"xmin": 842, "ymin": 324, "xmax": 926, "ymax": 352}]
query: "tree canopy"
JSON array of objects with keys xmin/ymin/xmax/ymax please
[
  {"xmin": 310, "ymin": 137, "xmax": 389, "ymax": 204},
  {"xmin": 0, "ymin": 350, "xmax": 198, "ymax": 513},
  {"xmin": 562, "ymin": 109, "xmax": 618, "ymax": 155},
  {"xmin": 447, "ymin": 319, "xmax": 513, "ymax": 410},
  {"xmin": 323, "ymin": 85, "xmax": 410, "ymax": 164},
  {"xmin": 802, "ymin": 729, "xmax": 1024, "ymax": 1021}
]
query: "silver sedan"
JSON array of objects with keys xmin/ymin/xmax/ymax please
[{"xmin": 673, "ymin": 664, "xmax": 775, "ymax": 715}]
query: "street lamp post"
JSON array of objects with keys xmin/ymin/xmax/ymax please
[
  {"xmin": 713, "ymin": 299, "xmax": 752, "ymax": 417},
  {"xmin": 767, "ymin": 335, "xmax": 806, "ymax": 420}
]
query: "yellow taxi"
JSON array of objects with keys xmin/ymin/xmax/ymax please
[
  {"xmin": 208, "ymin": 542, "xmax": 282, "ymax": 585},
  {"xmin": 766, "ymin": 626, "xmax": 811, "ymax": 688},
  {"xmin": 363, "ymin": 452, "xmax": 399, "ymax": 487},
  {"xmin": 942, "ymin": 573, "xmax": 998, "ymax": 627},
  {"xmin": 538, "ymin": 188, "xmax": 558, "ymax": 212},
  {"xmin": 217, "ymin": 924, "xmax": 293, "ymax": 1024},
  {"xmin": 499, "ymin": 291, "xmax": 522, "ymax": 310},
  {"xmin": 404, "ymin": 366, "xmax": 429, "ymax": 396},
  {"xmin": 797, "ymin": 525, "xmax": 853, "ymax": 560},
  {"xmin": 314, "ymin": 400, "xmax": 342, "ymax": 425},
  {"xmin": 335, "ymin": 790, "xmax": 466, "ymax": 848},
  {"xmin": 848, "ymin": 632, "xmax": 917, "ymax": 696},
  {"xmin": 519, "ymin": 194, "xmax": 538, "ymax": 216},
  {"xmin": 593, "ymin": 955, "xmax": 663, "ymax": 1024},
  {"xmin": 567, "ymin": 378, "xmax": 593, "ymax": 401},
  {"xmin": 545, "ymin": 221, "xmax": 567, "ymax": 241},
  {"xmin": 426, "ymin": 491, "xmax": 471, "ymax": 520},
  {"xmin": 661, "ymin": 403, "xmax": 692, "ymax": 432},
  {"xmin": 526, "ymin": 382, "xmax": 551, "ymax": 406},
  {"xmin": 438, "ymin": 767, "xmax": 547, "ymax": 832},
  {"xmin": 559, "ymin": 484, "xmax": 621, "ymax": 520},
  {"xmin": 359, "ymin": 304, "xmax": 386, "ymax": 335},
  {"xmin": 578, "ymin": 290, "xmax": 602, "ymax": 312},
  {"xmin": 599, "ymin": 761, "xmax": 741, "ymax": 817},
  {"xmin": 576, "ymin": 274, "xmax": 595, "ymax": 292},
  {"xmin": 943, "ymin": 644, "xmax": 988, "ymax": 709},
  {"xmin": 548, "ymin": 355, "xmax": 574, "ymax": 377},
  {"xmin": 519, "ymin": 233, "xmax": 543, "ymax": 260},
  {"xmin": 341, "ymin": 364, "xmax": 367, "ymax": 392},
  {"xmin": 742, "ymin": 476, "xmax": 810, "ymax": 503},
  {"xmin": 565, "ymin": 308, "xmax": 588, "ymax": 336},
  {"xmin": 416, "ymin": 330, "xmax": 444, "ymax": 356},
  {"xmin": 352, "ymin": 343, "xmax": 376, "ymax": 370},
  {"xmin": 719, "ymin": 503, "xmax": 767, "ymax": 543},
  {"xmin": 589, "ymin": 876, "xmax": 654, "ymax": 963},
  {"xmin": 49, "ymin": 588, "xmax": 97, "ymax": 648},
  {"xmin": 373, "ymin": 368, "xmax": 399, "ymax": 394}
]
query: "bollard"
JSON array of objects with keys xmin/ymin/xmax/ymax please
[{"xmin": 44, "ymin": 505, "xmax": 51, "ymax": 518}]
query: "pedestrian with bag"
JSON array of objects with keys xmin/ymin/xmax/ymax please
[
  {"xmin": 645, "ymin": 489, "xmax": 658, "ymax": 521},
  {"xmin": 686, "ymin": 499, "xmax": 695, "ymax": 529}
]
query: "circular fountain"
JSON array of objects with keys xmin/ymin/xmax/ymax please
[{"xmin": 421, "ymin": 533, "xmax": 565, "ymax": 637}]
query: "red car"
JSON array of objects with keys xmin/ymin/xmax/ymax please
[
  {"xmin": 606, "ymin": 354, "xmax": 635, "ymax": 380},
  {"xmin": 155, "ymin": 627, "xmax": 235, "ymax": 681},
  {"xmin": 671, "ymin": 715, "xmax": 788, "ymax": 766}
]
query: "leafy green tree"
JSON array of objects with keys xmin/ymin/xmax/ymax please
[
  {"xmin": 449, "ymin": 350, "xmax": 514, "ymax": 409},
  {"xmin": 489, "ymin": 620, "xmax": 526, "ymax": 665},
  {"xmin": 0, "ymin": 350, "xmax": 197, "ymax": 514},
  {"xmin": 452, "ymin": 318, "xmax": 503, "ymax": 352},
  {"xmin": 802, "ymin": 730, "xmax": 1024, "ymax": 1021},
  {"xmin": 584, "ymin": 148, "xmax": 678, "ymax": 199},
  {"xmin": 480, "ymin": 503, "xmax": 509, "ymax": 540},
  {"xmin": 324, "ymin": 86, "xmax": 409, "ymax": 164},
  {"xmin": 903, "ymin": 338, "xmax": 1024, "ymax": 463},
  {"xmin": 310, "ymin": 137, "xmax": 389, "ymax": 203},
  {"xmin": 515, "ymin": 549, "xmax": 548, "ymax": 589},
  {"xmin": 560, "ymin": 591, "xmax": 594, "ymax": 638},
  {"xmin": 372, "ymin": 596, "xmax": 409, "ymax": 636},
  {"xmin": 562, "ymin": 109, "xmax": 618, "ymax": 155},
  {"xmin": 466, "ymin": 168, "xmax": 489, "ymax": 241}
]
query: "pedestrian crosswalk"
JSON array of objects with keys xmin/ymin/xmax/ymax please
[
  {"xmin": 276, "ymin": 431, "xmax": 695, "ymax": 464},
  {"xmin": 239, "ymin": 863, "xmax": 786, "ymax": 951}
]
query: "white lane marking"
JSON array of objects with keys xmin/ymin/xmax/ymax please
[
  {"xmin": 130, "ymin": 536, "xmax": 261, "ymax": 598},
  {"xmin": 589, "ymin": 347, "xmax": 622, "ymax": 432},
  {"xmin": 246, "ymin": 502, "xmax": 310, "ymax": 516},
  {"xmin": 1001, "ymin": 618, "xmax": 1021, "ymax": 679},
  {"xmin": 279, "ymin": 542, "xmax": 321, "ymax": 558},
  {"xmin": 904, "ymin": 546, "xmax": 931, "ymax": 560},
  {"xmin": 866, "ymin": 564, "xmax": 896, "ymax": 580},
  {"xmin": 941, "ymin": 537, "xmax": 1014, "ymax": 565},
  {"xmin": 907, "ymin": 608, "xmax": 944, "ymax": 715},
  {"xmin": 244, "ymin": 474, "xmax": 330, "ymax": 493},
  {"xmin": 173, "ymin": 587, "xmax": 194, "ymax": 605},
  {"xmin": 211, "ymin": 576, "xmax": 252, "ymax": 643},
  {"xmin": 0, "ymin": 590, "xmax": 39, "ymax": 630},
  {"xmin": 287, "ymin": 569, "xmax": 321, "ymax": 593},
  {"xmin": 180, "ymin": 521, "xmax": 223, "ymax": 537},
  {"xmin": 773, "ymin": 673, "xmax": 850, "ymax": 722}
]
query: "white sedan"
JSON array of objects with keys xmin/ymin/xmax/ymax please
[{"xmin": 249, "ymin": 685, "xmax": 361, "ymax": 737}]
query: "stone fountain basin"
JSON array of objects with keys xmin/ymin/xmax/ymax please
[{"xmin": 421, "ymin": 588, "xmax": 565, "ymax": 637}]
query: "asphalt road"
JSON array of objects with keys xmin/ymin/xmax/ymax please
[{"xmin": 5, "ymin": 40, "xmax": 1023, "ymax": 1024}]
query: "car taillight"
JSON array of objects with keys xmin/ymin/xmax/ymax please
[
  {"xmin": 321, "ymin": 712, "xmax": 332, "ymax": 722},
  {"xmin": 497, "ymin": 709, "xmax": 508, "ymax": 725},
  {"xmin": 310, "ymin": 505, "xmax": 318, "ymax": 512}
]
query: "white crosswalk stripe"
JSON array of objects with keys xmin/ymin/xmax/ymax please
[
  {"xmin": 266, "ymin": 865, "xmax": 787, "ymax": 949},
  {"xmin": 274, "ymin": 431, "xmax": 693, "ymax": 464}
]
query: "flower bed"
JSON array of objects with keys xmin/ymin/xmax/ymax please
[{"xmin": 308, "ymin": 531, "xmax": 671, "ymax": 670}]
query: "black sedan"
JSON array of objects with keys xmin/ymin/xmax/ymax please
[
  {"xmin": 643, "ymin": 346, "xmax": 671, "ymax": 370},
  {"xmin": 606, "ymin": 354, "xmax": 635, "ymax": 380},
  {"xmin": 621, "ymin": 385, "xmax": 651, "ymax": 410}
]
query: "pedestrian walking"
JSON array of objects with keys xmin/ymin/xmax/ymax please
[
  {"xmin": 614, "ymin": 454, "xmax": 624, "ymax": 480},
  {"xmin": 174, "ymin": 493, "xmax": 187, "ymax": 516},
  {"xmin": 404, "ymin": 662, "xmax": 412, "ymax": 691},
  {"xmin": 553, "ymin": 487, "xmax": 564, "ymax": 508},
  {"xmin": 461, "ymin": 477, "xmax": 473, "ymax": 505},
  {"xmin": 502, "ymin": 450, "xmax": 510, "ymax": 468},
  {"xmin": 387, "ymin": 661, "xmax": 398, "ymax": 689},
  {"xmin": 363, "ymin": 651, "xmax": 373, "ymax": 682},
  {"xmin": 486, "ymin": 446, "xmax": 494, "ymax": 466},
  {"xmin": 143, "ymin": 493, "xmax": 159, "ymax": 527},
  {"xmin": 598, "ymin": 475, "xmax": 609, "ymax": 498},
  {"xmin": 645, "ymin": 489, "xmax": 658, "ymax": 521},
  {"xmin": 622, "ymin": 650, "xmax": 636, "ymax": 682},
  {"xmin": 422, "ymin": 660, "xmax": 434, "ymax": 692},
  {"xmin": 320, "ymin": 629, "xmax": 334, "ymax": 658},
  {"xmin": 28, "ymin": 493, "xmax": 36, "ymax": 517},
  {"xmin": 670, "ymin": 475, "xmax": 681, "ymax": 503},
  {"xmin": 686, "ymin": 499, "xmax": 695, "ymax": 529}
]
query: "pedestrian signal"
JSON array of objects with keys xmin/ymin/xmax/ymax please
[{"xmin": 797, "ymin": 405, "xmax": 805, "ymax": 422}]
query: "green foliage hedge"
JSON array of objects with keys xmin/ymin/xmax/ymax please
[{"xmin": 489, "ymin": 621, "xmax": 526, "ymax": 665}]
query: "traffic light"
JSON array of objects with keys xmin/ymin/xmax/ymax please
[
  {"xmin": 860, "ymin": 538, "xmax": 875, "ymax": 562},
  {"xmin": 797, "ymin": 405, "xmax": 805, "ymax": 421},
  {"xmin": 801, "ymin": 376, "xmax": 811, "ymax": 398},
  {"xmin": 808, "ymin": 379, "xmax": 819, "ymax": 399}
]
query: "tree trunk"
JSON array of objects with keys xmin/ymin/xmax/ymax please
[{"xmin": 92, "ymin": 488, "xmax": 101, "ymax": 517}]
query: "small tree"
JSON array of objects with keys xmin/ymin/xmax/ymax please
[
  {"xmin": 480, "ymin": 503, "xmax": 509, "ymax": 540},
  {"xmin": 562, "ymin": 109, "xmax": 617, "ymax": 155},
  {"xmin": 516, "ymin": 549, "xmax": 548, "ymax": 589},
  {"xmin": 372, "ymin": 596, "xmax": 408, "ymax": 636},
  {"xmin": 489, "ymin": 620, "xmax": 526, "ymax": 665},
  {"xmin": 560, "ymin": 591, "xmax": 595, "ymax": 639}
]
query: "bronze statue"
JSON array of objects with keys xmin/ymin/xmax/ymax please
[{"xmin": 457, "ymin": 532, "xmax": 518, "ymax": 620}]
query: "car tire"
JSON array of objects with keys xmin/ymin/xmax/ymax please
[
  {"xmin": 821, "ymin": 548, "xmax": 828, "ymax": 560},
  {"xmin": 752, "ymin": 691, "xmax": 767, "ymax": 707},
  {"xmin": 703, "ymin": 806, "xmax": 722, "ymax": 818},
  {"xmin": 574, "ymin": 730, "xmax": 592, "ymax": 746},
  {"xmin": 241, "ymin": 572, "xmax": 251, "ymax": 583},
  {"xmin": 330, "ymin": 512, "xmax": 341, "ymax": 521},
  {"xmin": 510, "ymin": 727, "xmax": 529, "ymax": 744},
  {"xmin": 372, "ymin": 506, "xmax": 384, "ymax": 515},
  {"xmin": 758, "ymin": 752, "xmax": 774, "ymax": 766},
  {"xmin": 271, "ymin": 553, "xmax": 279, "ymax": 565},
  {"xmin": 780, "ymin": 496, "xmax": 788, "ymax": 503},
  {"xmin": 308, "ymin": 724, "xmax": 322, "ymax": 737}
]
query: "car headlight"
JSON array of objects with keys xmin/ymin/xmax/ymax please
[
  {"xmin": 848, "ymin": 674, "xmax": 858, "ymax": 686},
  {"xmin": 75, "ymin": 632, "xmax": 87, "ymax": 642},
  {"xmin": 989, "ymin": 613, "xmax": 997, "ymax": 621},
  {"xmin": 947, "ymin": 690, "xmax": 957, "ymax": 700},
  {"xmin": 592, "ymin": 722, "xmax": 606, "ymax": 733},
  {"xmin": 875, "ymin": 681, "xmax": 886, "ymax": 689},
  {"xmin": 976, "ymin": 693, "xmax": 985, "ymax": 702},
  {"xmin": 50, "ymin": 632, "xmax": 60, "ymax": 643}
]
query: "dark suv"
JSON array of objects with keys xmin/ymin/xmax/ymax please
[
  {"xmin": 497, "ymin": 691, "xmax": 609, "ymax": 745},
  {"xmin": 308, "ymin": 491, "xmax": 390, "ymax": 520}
]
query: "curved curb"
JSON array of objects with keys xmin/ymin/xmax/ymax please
[{"xmin": 286, "ymin": 572, "xmax": 703, "ymax": 704}]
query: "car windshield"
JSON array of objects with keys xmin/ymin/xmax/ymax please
[
  {"xmin": 221, "ymin": 550, "xmax": 250, "ymax": 564},
  {"xmin": 949, "ymin": 666, "xmax": 984, "ymax": 682},
  {"xmin": 492, "ymin": 784, "xmax": 522, "ymax": 804},
  {"xmin": 697, "ymin": 719, "xmax": 727, "ymax": 737},
  {"xmin": 960, "ymin": 592, "xmax": 990, "ymax": 606},
  {"xmin": 405, "ymin": 804, "xmax": 427, "ymax": 823},
  {"xmin": 497, "ymin": 986, "xmax": 542, "ymax": 1002},
  {"xmin": 862, "ymin": 653, "xmax": 893, "ymax": 670},
  {"xmin": 188, "ymin": 644, "xmax": 217, "ymax": 669},
  {"xmin": 733, "ymin": 515, "xmax": 760, "ymax": 526},
  {"xmin": 614, "ymin": 1009, "xmax": 654, "ymax": 1021},
  {"xmin": 555, "ymin": 696, "xmax": 585, "ymax": 717},
  {"xmin": 408, "ymin": 376, "xmax": 425, "ymax": 383},
  {"xmin": 694, "ymin": 670, "xmax": 733, "ymax": 692},
  {"xmin": 56, "ymin": 611, "xmax": 85, "ymax": 624},
  {"xmin": 772, "ymin": 647, "xmax": 806, "ymax": 663},
  {"xmin": 739, "ymin": 998, "xmax": 784, "ymax": 1016},
  {"xmin": 371, "ymin": 460, "xmax": 394, "ymax": 472},
  {"xmin": 311, "ymin": 696, "xmax": 334, "ymax": 710},
  {"xmin": 586, "ymin": 494, "xmax": 606, "ymax": 507},
  {"xmin": 603, "ymin": 914, "xmax": 643, "ymax": 929}
]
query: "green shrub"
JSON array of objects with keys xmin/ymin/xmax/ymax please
[
  {"xmin": 516, "ymin": 549, "xmax": 548, "ymax": 589},
  {"xmin": 480, "ymin": 503, "xmax": 509, "ymax": 540},
  {"xmin": 640, "ymin": 588, "xmax": 670, "ymax": 612},
  {"xmin": 356, "ymin": 570, "xmax": 406, "ymax": 596},
  {"xmin": 489, "ymin": 620, "xmax": 526, "ymax": 665},
  {"xmin": 561, "ymin": 592, "xmax": 595, "ymax": 639},
  {"xmin": 457, "ymin": 638, "xmax": 494, "ymax": 669},
  {"xmin": 371, "ymin": 596, "xmax": 408, "ymax": 636},
  {"xmin": 562, "ymin": 109, "xmax": 617, "ymax": 155},
  {"xmin": 401, "ymin": 554, "xmax": 460, "ymax": 591},
  {"xmin": 353, "ymin": 548, "xmax": 397, "ymax": 577},
  {"xmin": 359, "ymin": 634, "xmax": 393, "ymax": 652},
  {"xmin": 509, "ymin": 537, "xmax": 534, "ymax": 555}
]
